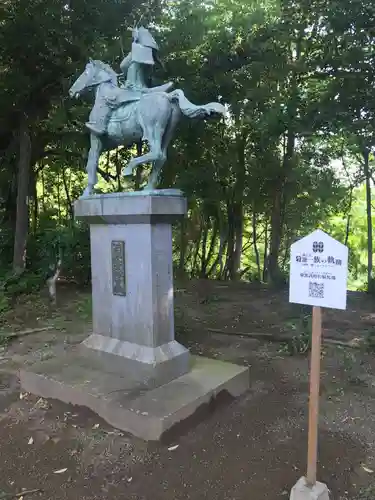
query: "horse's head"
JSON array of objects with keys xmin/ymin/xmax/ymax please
[{"xmin": 69, "ymin": 59, "xmax": 118, "ymax": 99}]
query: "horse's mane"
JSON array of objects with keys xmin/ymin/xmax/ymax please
[{"xmin": 91, "ymin": 59, "xmax": 118, "ymax": 85}]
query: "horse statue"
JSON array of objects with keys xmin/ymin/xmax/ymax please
[{"xmin": 69, "ymin": 57, "xmax": 226, "ymax": 197}]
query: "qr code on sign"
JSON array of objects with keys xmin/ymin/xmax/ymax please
[{"xmin": 308, "ymin": 281, "xmax": 324, "ymax": 299}]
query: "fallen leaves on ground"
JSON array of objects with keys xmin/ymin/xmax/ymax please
[
  {"xmin": 362, "ymin": 465, "xmax": 374, "ymax": 474},
  {"xmin": 53, "ymin": 468, "xmax": 68, "ymax": 474}
]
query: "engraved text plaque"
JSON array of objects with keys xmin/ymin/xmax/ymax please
[{"xmin": 111, "ymin": 240, "xmax": 126, "ymax": 296}]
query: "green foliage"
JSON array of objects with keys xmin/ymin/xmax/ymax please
[
  {"xmin": 0, "ymin": 227, "xmax": 14, "ymax": 270},
  {"xmin": 1, "ymin": 0, "xmax": 375, "ymax": 298},
  {"xmin": 0, "ymin": 291, "xmax": 10, "ymax": 315},
  {"xmin": 280, "ymin": 313, "xmax": 312, "ymax": 356},
  {"xmin": 0, "ymin": 332, "xmax": 11, "ymax": 347},
  {"xmin": 324, "ymin": 183, "xmax": 375, "ymax": 289},
  {"xmin": 76, "ymin": 295, "xmax": 93, "ymax": 321},
  {"xmin": 27, "ymin": 221, "xmax": 91, "ymax": 285},
  {"xmin": 0, "ymin": 268, "xmax": 45, "ymax": 316},
  {"xmin": 3, "ymin": 271, "xmax": 44, "ymax": 296},
  {"xmin": 365, "ymin": 327, "xmax": 375, "ymax": 353},
  {"xmin": 356, "ymin": 485, "xmax": 375, "ymax": 500},
  {"xmin": 0, "ymin": 218, "xmax": 90, "ymax": 312}
]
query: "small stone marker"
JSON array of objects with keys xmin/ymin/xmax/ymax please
[{"xmin": 289, "ymin": 229, "xmax": 348, "ymax": 500}]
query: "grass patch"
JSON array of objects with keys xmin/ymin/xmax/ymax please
[{"xmin": 280, "ymin": 313, "xmax": 312, "ymax": 355}]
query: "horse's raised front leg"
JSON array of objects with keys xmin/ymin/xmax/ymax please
[
  {"xmin": 122, "ymin": 162, "xmax": 134, "ymax": 177},
  {"xmin": 82, "ymin": 134, "xmax": 102, "ymax": 197},
  {"xmin": 122, "ymin": 136, "xmax": 163, "ymax": 180}
]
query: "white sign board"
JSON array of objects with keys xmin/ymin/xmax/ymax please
[{"xmin": 289, "ymin": 229, "xmax": 348, "ymax": 310}]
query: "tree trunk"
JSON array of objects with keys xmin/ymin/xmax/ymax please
[
  {"xmin": 225, "ymin": 131, "xmax": 246, "ymax": 280},
  {"xmin": 191, "ymin": 226, "xmax": 202, "ymax": 278},
  {"xmin": 62, "ymin": 167, "xmax": 74, "ymax": 220},
  {"xmin": 213, "ymin": 210, "xmax": 228, "ymax": 279},
  {"xmin": 134, "ymin": 142, "xmax": 143, "ymax": 190},
  {"xmin": 30, "ymin": 168, "xmax": 38, "ymax": 234},
  {"xmin": 199, "ymin": 217, "xmax": 209, "ymax": 278},
  {"xmin": 252, "ymin": 209, "xmax": 261, "ymax": 281},
  {"xmin": 364, "ymin": 148, "xmax": 373, "ymax": 290},
  {"xmin": 13, "ymin": 117, "xmax": 32, "ymax": 273},
  {"xmin": 344, "ymin": 186, "xmax": 353, "ymax": 247},
  {"xmin": 281, "ymin": 234, "xmax": 291, "ymax": 271},
  {"xmin": 262, "ymin": 219, "xmax": 269, "ymax": 282},
  {"xmin": 230, "ymin": 200, "xmax": 243, "ymax": 280},
  {"xmin": 268, "ymin": 185, "xmax": 283, "ymax": 283},
  {"xmin": 268, "ymin": 130, "xmax": 295, "ymax": 285},
  {"xmin": 178, "ymin": 219, "xmax": 188, "ymax": 278},
  {"xmin": 3, "ymin": 175, "xmax": 17, "ymax": 231},
  {"xmin": 268, "ymin": 36, "xmax": 300, "ymax": 286},
  {"xmin": 41, "ymin": 168, "xmax": 47, "ymax": 212},
  {"xmin": 205, "ymin": 217, "xmax": 219, "ymax": 277},
  {"xmin": 230, "ymin": 131, "xmax": 246, "ymax": 280},
  {"xmin": 56, "ymin": 173, "xmax": 62, "ymax": 224},
  {"xmin": 224, "ymin": 201, "xmax": 235, "ymax": 279},
  {"xmin": 115, "ymin": 148, "xmax": 122, "ymax": 192}
]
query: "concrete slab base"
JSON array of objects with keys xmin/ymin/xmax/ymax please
[
  {"xmin": 20, "ymin": 353, "xmax": 249, "ymax": 441},
  {"xmin": 290, "ymin": 477, "xmax": 330, "ymax": 500}
]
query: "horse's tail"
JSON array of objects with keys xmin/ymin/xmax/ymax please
[{"xmin": 167, "ymin": 89, "xmax": 226, "ymax": 119}]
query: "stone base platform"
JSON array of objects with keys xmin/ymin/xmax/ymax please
[{"xmin": 20, "ymin": 353, "xmax": 249, "ymax": 441}]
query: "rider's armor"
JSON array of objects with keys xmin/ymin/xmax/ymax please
[{"xmin": 86, "ymin": 27, "xmax": 172, "ymax": 136}]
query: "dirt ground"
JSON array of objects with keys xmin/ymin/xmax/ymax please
[{"xmin": 0, "ymin": 280, "xmax": 375, "ymax": 499}]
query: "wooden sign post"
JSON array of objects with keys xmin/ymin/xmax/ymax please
[
  {"xmin": 289, "ymin": 230, "xmax": 348, "ymax": 500},
  {"xmin": 306, "ymin": 306, "xmax": 322, "ymax": 487}
]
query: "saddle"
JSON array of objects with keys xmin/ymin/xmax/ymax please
[{"xmin": 104, "ymin": 82, "xmax": 174, "ymax": 109}]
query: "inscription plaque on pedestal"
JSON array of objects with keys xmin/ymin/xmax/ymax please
[{"xmin": 111, "ymin": 240, "xmax": 126, "ymax": 296}]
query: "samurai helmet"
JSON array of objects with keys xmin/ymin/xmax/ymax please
[
  {"xmin": 130, "ymin": 26, "xmax": 159, "ymax": 66},
  {"xmin": 132, "ymin": 26, "xmax": 159, "ymax": 51}
]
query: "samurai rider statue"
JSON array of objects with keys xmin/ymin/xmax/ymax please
[
  {"xmin": 69, "ymin": 25, "xmax": 226, "ymax": 195},
  {"xmin": 86, "ymin": 26, "xmax": 173, "ymax": 136}
]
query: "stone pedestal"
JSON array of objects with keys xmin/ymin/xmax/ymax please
[
  {"xmin": 74, "ymin": 190, "xmax": 190, "ymax": 387},
  {"xmin": 20, "ymin": 190, "xmax": 250, "ymax": 441}
]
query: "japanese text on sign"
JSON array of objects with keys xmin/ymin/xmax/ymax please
[{"xmin": 289, "ymin": 230, "xmax": 348, "ymax": 310}]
